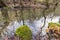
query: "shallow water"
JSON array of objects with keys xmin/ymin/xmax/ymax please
[{"xmin": 0, "ymin": 16, "xmax": 60, "ymax": 40}]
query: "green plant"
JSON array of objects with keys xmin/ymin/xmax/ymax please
[
  {"xmin": 48, "ymin": 22, "xmax": 60, "ymax": 27},
  {"xmin": 46, "ymin": 22, "xmax": 60, "ymax": 39},
  {"xmin": 15, "ymin": 25, "xmax": 32, "ymax": 40}
]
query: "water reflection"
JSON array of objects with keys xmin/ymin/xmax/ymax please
[{"xmin": 0, "ymin": 16, "xmax": 60, "ymax": 40}]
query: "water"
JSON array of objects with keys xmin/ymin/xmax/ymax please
[
  {"xmin": 0, "ymin": 37, "xmax": 3, "ymax": 40},
  {"xmin": 0, "ymin": 16, "xmax": 60, "ymax": 40}
]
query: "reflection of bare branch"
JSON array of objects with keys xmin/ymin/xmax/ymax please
[
  {"xmin": 0, "ymin": 8, "xmax": 10, "ymax": 36},
  {"xmin": 51, "ymin": 0, "xmax": 60, "ymax": 21},
  {"xmin": 0, "ymin": 0, "xmax": 7, "ymax": 8},
  {"xmin": 0, "ymin": 21, "xmax": 10, "ymax": 36}
]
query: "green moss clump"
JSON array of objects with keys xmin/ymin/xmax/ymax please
[
  {"xmin": 48, "ymin": 22, "xmax": 60, "ymax": 27},
  {"xmin": 15, "ymin": 25, "xmax": 32, "ymax": 40},
  {"xmin": 47, "ymin": 22, "xmax": 60, "ymax": 38}
]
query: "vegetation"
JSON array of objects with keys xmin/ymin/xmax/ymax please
[
  {"xmin": 15, "ymin": 25, "xmax": 32, "ymax": 40},
  {"xmin": 46, "ymin": 22, "xmax": 60, "ymax": 39},
  {"xmin": 0, "ymin": 0, "xmax": 60, "ymax": 40}
]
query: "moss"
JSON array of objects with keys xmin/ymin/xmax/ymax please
[
  {"xmin": 48, "ymin": 22, "xmax": 60, "ymax": 27},
  {"xmin": 47, "ymin": 22, "xmax": 60, "ymax": 38},
  {"xmin": 15, "ymin": 25, "xmax": 32, "ymax": 40}
]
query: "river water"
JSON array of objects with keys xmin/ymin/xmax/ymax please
[{"xmin": 0, "ymin": 16, "xmax": 60, "ymax": 40}]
